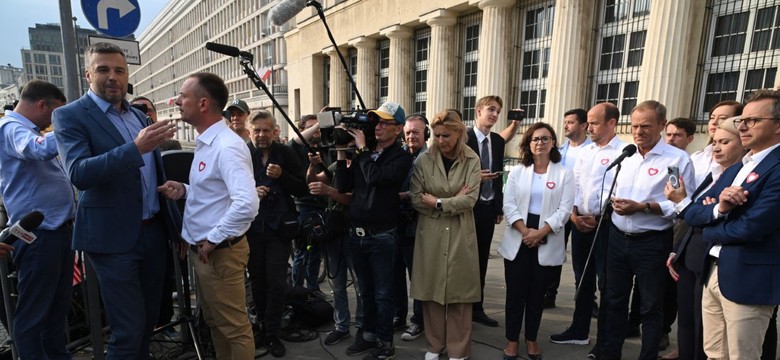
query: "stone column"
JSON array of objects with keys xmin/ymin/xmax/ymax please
[
  {"xmin": 471, "ymin": 0, "xmax": 515, "ymax": 128},
  {"xmin": 381, "ymin": 25, "xmax": 414, "ymax": 112},
  {"xmin": 322, "ymin": 46, "xmax": 348, "ymax": 110},
  {"xmin": 545, "ymin": 0, "xmax": 598, "ymax": 126},
  {"xmin": 637, "ymin": 0, "xmax": 707, "ymax": 118},
  {"xmin": 421, "ymin": 9, "xmax": 457, "ymax": 116},
  {"xmin": 348, "ymin": 36, "xmax": 377, "ymax": 110}
]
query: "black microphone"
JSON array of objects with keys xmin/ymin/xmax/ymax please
[
  {"xmin": 205, "ymin": 42, "xmax": 254, "ymax": 59},
  {"xmin": 605, "ymin": 144, "xmax": 637, "ymax": 171},
  {"xmin": 270, "ymin": 0, "xmax": 307, "ymax": 26},
  {"xmin": 0, "ymin": 211, "xmax": 45, "ymax": 245}
]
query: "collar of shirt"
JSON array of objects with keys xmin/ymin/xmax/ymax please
[
  {"xmin": 3, "ymin": 111, "xmax": 39, "ymax": 132},
  {"xmin": 196, "ymin": 119, "xmax": 229, "ymax": 146},
  {"xmin": 473, "ymin": 127, "xmax": 490, "ymax": 146},
  {"xmin": 561, "ymin": 137, "xmax": 593, "ymax": 151},
  {"xmin": 87, "ymin": 89, "xmax": 130, "ymax": 114},
  {"xmin": 744, "ymin": 143, "xmax": 780, "ymax": 167}
]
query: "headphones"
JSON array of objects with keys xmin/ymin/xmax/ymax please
[{"xmin": 406, "ymin": 114, "xmax": 430, "ymax": 141}]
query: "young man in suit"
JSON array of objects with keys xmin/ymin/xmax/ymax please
[
  {"xmin": 685, "ymin": 89, "xmax": 780, "ymax": 359},
  {"xmin": 52, "ymin": 42, "xmax": 180, "ymax": 358},
  {"xmin": 467, "ymin": 95, "xmax": 506, "ymax": 327}
]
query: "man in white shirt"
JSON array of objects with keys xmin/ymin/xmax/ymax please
[
  {"xmin": 602, "ymin": 101, "xmax": 694, "ymax": 360},
  {"xmin": 159, "ymin": 72, "xmax": 260, "ymax": 359},
  {"xmin": 549, "ymin": 103, "xmax": 624, "ymax": 355}
]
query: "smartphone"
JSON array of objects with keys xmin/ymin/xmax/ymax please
[
  {"xmin": 508, "ymin": 109, "xmax": 525, "ymax": 122},
  {"xmin": 668, "ymin": 166, "xmax": 680, "ymax": 189}
]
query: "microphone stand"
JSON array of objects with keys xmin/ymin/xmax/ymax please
[
  {"xmin": 306, "ymin": 0, "xmax": 367, "ymax": 110},
  {"xmin": 235, "ymin": 53, "xmax": 332, "ymax": 178},
  {"xmin": 574, "ymin": 162, "xmax": 622, "ymax": 357}
]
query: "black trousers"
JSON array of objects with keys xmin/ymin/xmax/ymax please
[
  {"xmin": 473, "ymin": 200, "xmax": 497, "ymax": 313},
  {"xmin": 246, "ymin": 232, "xmax": 291, "ymax": 335},
  {"xmin": 676, "ymin": 258, "xmax": 706, "ymax": 360},
  {"xmin": 504, "ymin": 214, "xmax": 553, "ymax": 342},
  {"xmin": 601, "ymin": 226, "xmax": 672, "ymax": 360}
]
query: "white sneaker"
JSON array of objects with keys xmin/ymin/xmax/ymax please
[
  {"xmin": 425, "ymin": 351, "xmax": 439, "ymax": 360},
  {"xmin": 402, "ymin": 323, "xmax": 424, "ymax": 341}
]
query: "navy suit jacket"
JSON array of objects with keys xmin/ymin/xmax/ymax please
[
  {"xmin": 467, "ymin": 128, "xmax": 504, "ymax": 215},
  {"xmin": 52, "ymin": 94, "xmax": 181, "ymax": 253},
  {"xmin": 684, "ymin": 146, "xmax": 780, "ymax": 305}
]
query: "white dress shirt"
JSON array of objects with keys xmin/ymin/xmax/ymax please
[
  {"xmin": 611, "ymin": 140, "xmax": 695, "ymax": 233},
  {"xmin": 572, "ymin": 135, "xmax": 627, "ymax": 216},
  {"xmin": 690, "ymin": 143, "xmax": 714, "ymax": 188},
  {"xmin": 182, "ymin": 121, "xmax": 259, "ymax": 245}
]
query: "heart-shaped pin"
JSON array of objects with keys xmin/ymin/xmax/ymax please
[
  {"xmin": 747, "ymin": 172, "xmax": 759, "ymax": 183},
  {"xmin": 648, "ymin": 168, "xmax": 659, "ymax": 176},
  {"xmin": 601, "ymin": 158, "xmax": 610, "ymax": 165},
  {"xmin": 198, "ymin": 161, "xmax": 206, "ymax": 172},
  {"xmin": 546, "ymin": 181, "xmax": 556, "ymax": 189}
]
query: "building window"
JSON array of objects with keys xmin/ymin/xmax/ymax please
[
  {"xmin": 712, "ymin": 12, "xmax": 749, "ymax": 57},
  {"xmin": 413, "ymin": 28, "xmax": 430, "ymax": 116},
  {"xmin": 596, "ymin": 82, "xmax": 620, "ymax": 105},
  {"xmin": 743, "ymin": 67, "xmax": 777, "ymax": 99},
  {"xmin": 627, "ymin": 30, "xmax": 646, "ymax": 67},
  {"xmin": 516, "ymin": 2, "xmax": 554, "ymax": 125},
  {"xmin": 34, "ymin": 54, "xmax": 46, "ymax": 63},
  {"xmin": 525, "ymin": 5, "xmax": 554, "ymax": 40},
  {"xmin": 48, "ymin": 55, "xmax": 61, "ymax": 65},
  {"xmin": 600, "ymin": 34, "xmax": 625, "ymax": 70},
  {"xmin": 751, "ymin": 6, "xmax": 780, "ymax": 52},
  {"xmin": 460, "ymin": 14, "xmax": 480, "ymax": 124},
  {"xmin": 703, "ymin": 72, "xmax": 739, "ymax": 112},
  {"xmin": 377, "ymin": 39, "xmax": 389, "ymax": 105},
  {"xmin": 348, "ymin": 48, "xmax": 358, "ymax": 110},
  {"xmin": 323, "ymin": 56, "xmax": 330, "ymax": 106},
  {"xmin": 622, "ymin": 81, "xmax": 639, "ymax": 115}
]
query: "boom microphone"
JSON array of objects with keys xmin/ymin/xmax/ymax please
[
  {"xmin": 0, "ymin": 211, "xmax": 44, "ymax": 245},
  {"xmin": 270, "ymin": 0, "xmax": 307, "ymax": 26},
  {"xmin": 205, "ymin": 42, "xmax": 254, "ymax": 59},
  {"xmin": 605, "ymin": 144, "xmax": 637, "ymax": 171}
]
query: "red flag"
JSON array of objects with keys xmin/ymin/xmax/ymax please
[
  {"xmin": 260, "ymin": 67, "xmax": 272, "ymax": 82},
  {"xmin": 168, "ymin": 97, "xmax": 176, "ymax": 106}
]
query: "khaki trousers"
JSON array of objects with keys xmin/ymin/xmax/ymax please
[
  {"xmin": 702, "ymin": 263, "xmax": 774, "ymax": 360},
  {"xmin": 192, "ymin": 238, "xmax": 255, "ymax": 360},
  {"xmin": 422, "ymin": 301, "xmax": 472, "ymax": 358}
]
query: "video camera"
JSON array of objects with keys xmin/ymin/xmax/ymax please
[{"xmin": 317, "ymin": 107, "xmax": 378, "ymax": 149}]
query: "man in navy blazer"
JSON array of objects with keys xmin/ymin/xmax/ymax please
[
  {"xmin": 52, "ymin": 42, "xmax": 180, "ymax": 359},
  {"xmin": 684, "ymin": 89, "xmax": 780, "ymax": 359},
  {"xmin": 466, "ymin": 95, "xmax": 505, "ymax": 327}
]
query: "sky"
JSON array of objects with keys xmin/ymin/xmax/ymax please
[{"xmin": 0, "ymin": 0, "xmax": 169, "ymax": 68}]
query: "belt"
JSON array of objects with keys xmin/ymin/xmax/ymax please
[
  {"xmin": 141, "ymin": 214, "xmax": 159, "ymax": 226},
  {"xmin": 477, "ymin": 199, "xmax": 494, "ymax": 206},
  {"xmin": 613, "ymin": 227, "xmax": 669, "ymax": 240},
  {"xmin": 189, "ymin": 236, "xmax": 244, "ymax": 253},
  {"xmin": 350, "ymin": 224, "xmax": 395, "ymax": 237}
]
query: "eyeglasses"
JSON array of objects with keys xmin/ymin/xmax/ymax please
[
  {"xmin": 733, "ymin": 117, "xmax": 780, "ymax": 128},
  {"xmin": 530, "ymin": 136, "xmax": 553, "ymax": 144},
  {"xmin": 377, "ymin": 121, "xmax": 397, "ymax": 128}
]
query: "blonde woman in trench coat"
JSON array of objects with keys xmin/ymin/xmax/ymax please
[{"xmin": 410, "ymin": 110, "xmax": 482, "ymax": 360}]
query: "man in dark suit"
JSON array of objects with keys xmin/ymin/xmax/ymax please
[
  {"xmin": 684, "ymin": 89, "xmax": 780, "ymax": 359},
  {"xmin": 52, "ymin": 42, "xmax": 180, "ymax": 358},
  {"xmin": 466, "ymin": 95, "xmax": 506, "ymax": 327}
]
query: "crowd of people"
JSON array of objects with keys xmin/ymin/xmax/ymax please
[{"xmin": 0, "ymin": 40, "xmax": 779, "ymax": 360}]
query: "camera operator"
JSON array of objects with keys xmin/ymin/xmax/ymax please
[
  {"xmin": 336, "ymin": 101, "xmax": 413, "ymax": 359},
  {"xmin": 246, "ymin": 110, "xmax": 308, "ymax": 357},
  {"xmin": 289, "ymin": 114, "xmax": 330, "ymax": 294}
]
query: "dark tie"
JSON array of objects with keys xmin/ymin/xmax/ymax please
[{"xmin": 480, "ymin": 138, "xmax": 493, "ymax": 199}]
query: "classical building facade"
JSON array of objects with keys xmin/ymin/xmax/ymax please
[
  {"xmin": 130, "ymin": 0, "xmax": 291, "ymax": 143},
  {"xmin": 284, "ymin": 0, "xmax": 780, "ymax": 154}
]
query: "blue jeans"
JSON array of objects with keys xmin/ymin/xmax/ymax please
[
  {"xmin": 349, "ymin": 226, "xmax": 396, "ymax": 343},
  {"xmin": 293, "ymin": 206, "xmax": 323, "ymax": 290},
  {"xmin": 325, "ymin": 235, "xmax": 363, "ymax": 333},
  {"xmin": 13, "ymin": 226, "xmax": 74, "ymax": 360}
]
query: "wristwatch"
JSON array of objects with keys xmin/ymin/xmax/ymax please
[
  {"xmin": 643, "ymin": 202, "xmax": 651, "ymax": 214},
  {"xmin": 435, "ymin": 199, "xmax": 442, "ymax": 209}
]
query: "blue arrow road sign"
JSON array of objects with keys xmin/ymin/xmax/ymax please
[{"xmin": 82, "ymin": 0, "xmax": 141, "ymax": 38}]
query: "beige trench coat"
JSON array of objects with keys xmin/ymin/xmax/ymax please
[{"xmin": 409, "ymin": 146, "xmax": 482, "ymax": 305}]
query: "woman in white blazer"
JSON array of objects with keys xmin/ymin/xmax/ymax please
[{"xmin": 499, "ymin": 122, "xmax": 574, "ymax": 360}]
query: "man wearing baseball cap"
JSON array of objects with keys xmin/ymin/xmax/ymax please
[
  {"xmin": 336, "ymin": 101, "xmax": 413, "ymax": 359},
  {"xmin": 226, "ymin": 98, "xmax": 251, "ymax": 142}
]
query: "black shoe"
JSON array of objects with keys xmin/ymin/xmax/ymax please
[
  {"xmin": 587, "ymin": 346, "xmax": 598, "ymax": 359},
  {"xmin": 266, "ymin": 335, "xmax": 286, "ymax": 358},
  {"xmin": 363, "ymin": 342, "xmax": 395, "ymax": 360},
  {"xmin": 543, "ymin": 295, "xmax": 556, "ymax": 309},
  {"xmin": 659, "ymin": 333, "xmax": 670, "ymax": 351},
  {"xmin": 346, "ymin": 335, "xmax": 376, "ymax": 356},
  {"xmin": 324, "ymin": 330, "xmax": 350, "ymax": 345},
  {"xmin": 472, "ymin": 311, "xmax": 498, "ymax": 327},
  {"xmin": 527, "ymin": 353, "xmax": 543, "ymax": 360},
  {"xmin": 626, "ymin": 324, "xmax": 640, "ymax": 338},
  {"xmin": 549, "ymin": 329, "xmax": 589, "ymax": 345},
  {"xmin": 392, "ymin": 317, "xmax": 407, "ymax": 331}
]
